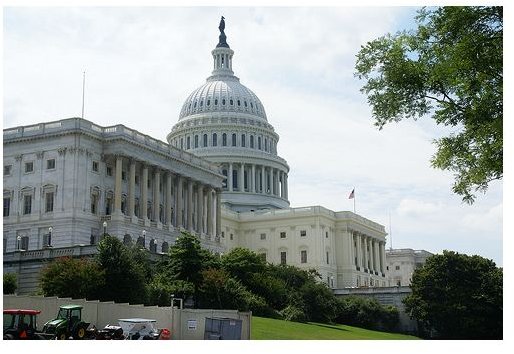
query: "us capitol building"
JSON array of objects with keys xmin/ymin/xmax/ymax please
[{"xmin": 3, "ymin": 19, "xmax": 388, "ymax": 293}]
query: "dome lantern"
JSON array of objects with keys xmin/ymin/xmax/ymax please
[{"xmin": 211, "ymin": 16, "xmax": 235, "ymax": 77}]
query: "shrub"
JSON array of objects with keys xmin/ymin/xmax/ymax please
[{"xmin": 3, "ymin": 273, "xmax": 17, "ymax": 294}]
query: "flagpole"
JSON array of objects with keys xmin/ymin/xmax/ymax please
[
  {"xmin": 81, "ymin": 70, "xmax": 86, "ymax": 118},
  {"xmin": 353, "ymin": 187, "xmax": 356, "ymax": 213}
]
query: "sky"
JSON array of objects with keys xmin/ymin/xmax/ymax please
[{"xmin": 2, "ymin": 5, "xmax": 504, "ymax": 267}]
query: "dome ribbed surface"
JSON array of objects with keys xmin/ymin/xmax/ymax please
[{"xmin": 179, "ymin": 76, "xmax": 267, "ymax": 121}]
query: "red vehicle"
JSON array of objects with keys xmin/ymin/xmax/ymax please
[{"xmin": 3, "ymin": 309, "xmax": 52, "ymax": 340}]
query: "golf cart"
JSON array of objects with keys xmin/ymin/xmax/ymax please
[
  {"xmin": 3, "ymin": 309, "xmax": 53, "ymax": 340},
  {"xmin": 42, "ymin": 304, "xmax": 90, "ymax": 340}
]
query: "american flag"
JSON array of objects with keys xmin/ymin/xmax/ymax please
[{"xmin": 348, "ymin": 189, "xmax": 355, "ymax": 199}]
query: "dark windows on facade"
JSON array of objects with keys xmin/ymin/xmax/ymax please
[
  {"xmin": 3, "ymin": 197, "xmax": 10, "ymax": 217},
  {"xmin": 250, "ymin": 135, "xmax": 254, "ymax": 148},
  {"xmin": 194, "ymin": 135, "xmax": 199, "ymax": 148},
  {"xmin": 106, "ymin": 166, "xmax": 113, "ymax": 177},
  {"xmin": 203, "ymin": 134, "xmax": 208, "ymax": 147},
  {"xmin": 231, "ymin": 133, "xmax": 236, "ymax": 146},
  {"xmin": 24, "ymin": 162, "xmax": 34, "ymax": 173},
  {"xmin": 258, "ymin": 137, "xmax": 262, "ymax": 150},
  {"xmin": 222, "ymin": 133, "xmax": 227, "ymax": 146},
  {"xmin": 301, "ymin": 250, "xmax": 308, "ymax": 264},
  {"xmin": 260, "ymin": 233, "xmax": 266, "ymax": 240},
  {"xmin": 4, "ymin": 165, "xmax": 12, "ymax": 176},
  {"xmin": 395, "ymin": 265, "xmax": 400, "ymax": 270},
  {"xmin": 280, "ymin": 251, "xmax": 287, "ymax": 265},
  {"xmin": 187, "ymin": 136, "xmax": 191, "ymax": 149},
  {"xmin": 212, "ymin": 133, "xmax": 218, "ymax": 147},
  {"xmin": 241, "ymin": 134, "xmax": 246, "ymax": 147},
  {"xmin": 46, "ymin": 159, "xmax": 56, "ymax": 170},
  {"xmin": 45, "ymin": 192, "xmax": 54, "ymax": 213},
  {"xmin": 23, "ymin": 195, "xmax": 32, "ymax": 215},
  {"xmin": 300, "ymin": 230, "xmax": 307, "ymax": 237},
  {"xmin": 92, "ymin": 161, "xmax": 99, "ymax": 172},
  {"xmin": 280, "ymin": 232, "xmax": 286, "ymax": 239}
]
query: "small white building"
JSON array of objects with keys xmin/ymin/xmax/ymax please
[{"xmin": 385, "ymin": 248, "xmax": 433, "ymax": 286}]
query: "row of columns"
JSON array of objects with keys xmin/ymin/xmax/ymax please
[
  {"xmin": 225, "ymin": 162, "xmax": 288, "ymax": 199},
  {"xmin": 112, "ymin": 155, "xmax": 221, "ymax": 237},
  {"xmin": 353, "ymin": 231, "xmax": 386, "ymax": 274}
]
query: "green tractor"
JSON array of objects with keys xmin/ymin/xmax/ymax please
[{"xmin": 42, "ymin": 305, "xmax": 90, "ymax": 340}]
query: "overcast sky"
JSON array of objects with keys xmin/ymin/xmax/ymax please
[{"xmin": 2, "ymin": 6, "xmax": 504, "ymax": 266}]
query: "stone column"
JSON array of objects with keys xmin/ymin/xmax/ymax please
[
  {"xmin": 261, "ymin": 166, "xmax": 265, "ymax": 193},
  {"xmin": 197, "ymin": 184, "xmax": 204, "ymax": 234},
  {"xmin": 128, "ymin": 159, "xmax": 136, "ymax": 217},
  {"xmin": 251, "ymin": 164, "xmax": 256, "ymax": 193},
  {"xmin": 368, "ymin": 238, "xmax": 374, "ymax": 272},
  {"xmin": 239, "ymin": 163, "xmax": 245, "ymax": 191},
  {"xmin": 356, "ymin": 232, "xmax": 362, "ymax": 269},
  {"xmin": 228, "ymin": 163, "xmax": 233, "ymax": 192},
  {"xmin": 114, "ymin": 155, "xmax": 123, "ymax": 214},
  {"xmin": 141, "ymin": 165, "xmax": 148, "ymax": 220},
  {"xmin": 380, "ymin": 241, "xmax": 386, "ymax": 273},
  {"xmin": 207, "ymin": 188, "xmax": 213, "ymax": 236},
  {"xmin": 176, "ymin": 175, "xmax": 183, "ymax": 228},
  {"xmin": 166, "ymin": 172, "xmax": 172, "ymax": 226},
  {"xmin": 374, "ymin": 240, "xmax": 380, "ymax": 273},
  {"xmin": 274, "ymin": 169, "xmax": 279, "ymax": 196},
  {"xmin": 363, "ymin": 235, "xmax": 369, "ymax": 271},
  {"xmin": 153, "ymin": 169, "xmax": 160, "ymax": 222},
  {"xmin": 216, "ymin": 188, "xmax": 221, "ymax": 237},
  {"xmin": 270, "ymin": 168, "xmax": 274, "ymax": 195},
  {"xmin": 284, "ymin": 173, "xmax": 289, "ymax": 199},
  {"xmin": 187, "ymin": 179, "xmax": 194, "ymax": 232}
]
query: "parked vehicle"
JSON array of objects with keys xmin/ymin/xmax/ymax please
[
  {"xmin": 3, "ymin": 309, "xmax": 53, "ymax": 340},
  {"xmin": 42, "ymin": 304, "xmax": 90, "ymax": 340},
  {"xmin": 89, "ymin": 324, "xmax": 126, "ymax": 340},
  {"xmin": 118, "ymin": 318, "xmax": 169, "ymax": 340}
]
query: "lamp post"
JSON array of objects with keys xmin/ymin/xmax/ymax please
[
  {"xmin": 142, "ymin": 229, "xmax": 146, "ymax": 248},
  {"xmin": 103, "ymin": 221, "xmax": 107, "ymax": 239},
  {"xmin": 48, "ymin": 226, "xmax": 53, "ymax": 247},
  {"xmin": 17, "ymin": 235, "xmax": 21, "ymax": 251}
]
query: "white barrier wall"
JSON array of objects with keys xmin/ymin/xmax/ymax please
[{"xmin": 3, "ymin": 295, "xmax": 251, "ymax": 340}]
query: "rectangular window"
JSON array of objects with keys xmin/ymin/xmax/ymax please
[
  {"xmin": 92, "ymin": 161, "xmax": 99, "ymax": 172},
  {"xmin": 300, "ymin": 230, "xmax": 307, "ymax": 237},
  {"xmin": 122, "ymin": 171, "xmax": 127, "ymax": 181},
  {"xmin": 91, "ymin": 194, "xmax": 98, "ymax": 214},
  {"xmin": 4, "ymin": 165, "xmax": 12, "ymax": 176},
  {"xmin": 395, "ymin": 265, "xmax": 400, "ymax": 270},
  {"xmin": 325, "ymin": 231, "xmax": 329, "ymax": 238},
  {"xmin": 301, "ymin": 250, "xmax": 307, "ymax": 263},
  {"xmin": 241, "ymin": 134, "xmax": 246, "ymax": 147},
  {"xmin": 45, "ymin": 192, "xmax": 54, "ymax": 212},
  {"xmin": 23, "ymin": 195, "xmax": 32, "ymax": 215},
  {"xmin": 326, "ymin": 251, "xmax": 330, "ymax": 265},
  {"xmin": 20, "ymin": 236, "xmax": 29, "ymax": 251},
  {"xmin": 135, "ymin": 175, "xmax": 140, "ymax": 185},
  {"xmin": 230, "ymin": 234, "xmax": 234, "ymax": 240},
  {"xmin": 280, "ymin": 251, "xmax": 287, "ymax": 265},
  {"xmin": 260, "ymin": 233, "xmax": 266, "ymax": 240},
  {"xmin": 106, "ymin": 166, "xmax": 113, "ymax": 176},
  {"xmin": 46, "ymin": 159, "xmax": 56, "ymax": 170},
  {"xmin": 3, "ymin": 197, "xmax": 10, "ymax": 217},
  {"xmin": 25, "ymin": 162, "xmax": 34, "ymax": 173},
  {"xmin": 280, "ymin": 231, "xmax": 286, "ymax": 239}
]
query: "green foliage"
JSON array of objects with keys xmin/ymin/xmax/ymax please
[
  {"xmin": 3, "ymin": 273, "xmax": 17, "ymax": 294},
  {"xmin": 336, "ymin": 296, "xmax": 399, "ymax": 331},
  {"xmin": 221, "ymin": 247, "xmax": 266, "ymax": 281},
  {"xmin": 279, "ymin": 305, "xmax": 308, "ymax": 322},
  {"xmin": 95, "ymin": 235, "xmax": 147, "ymax": 304},
  {"xmin": 148, "ymin": 275, "xmax": 194, "ymax": 307},
  {"xmin": 299, "ymin": 281, "xmax": 338, "ymax": 323},
  {"xmin": 404, "ymin": 250, "xmax": 502, "ymax": 339},
  {"xmin": 39, "ymin": 257, "xmax": 105, "ymax": 299},
  {"xmin": 355, "ymin": 6, "xmax": 503, "ymax": 203}
]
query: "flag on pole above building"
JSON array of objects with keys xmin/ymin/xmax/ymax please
[{"xmin": 348, "ymin": 189, "xmax": 355, "ymax": 199}]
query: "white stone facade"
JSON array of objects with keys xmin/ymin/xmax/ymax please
[
  {"xmin": 3, "ymin": 118, "xmax": 225, "ymax": 255},
  {"xmin": 385, "ymin": 248, "xmax": 433, "ymax": 286}
]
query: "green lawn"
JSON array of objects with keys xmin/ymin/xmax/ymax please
[{"xmin": 251, "ymin": 316, "xmax": 419, "ymax": 340}]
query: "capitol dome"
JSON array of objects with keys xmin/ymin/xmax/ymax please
[
  {"xmin": 168, "ymin": 18, "xmax": 289, "ymax": 212},
  {"xmin": 179, "ymin": 77, "xmax": 267, "ymax": 121}
]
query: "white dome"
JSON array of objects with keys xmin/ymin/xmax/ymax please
[{"xmin": 179, "ymin": 76, "xmax": 267, "ymax": 121}]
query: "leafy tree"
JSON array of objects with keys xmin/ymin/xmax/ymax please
[
  {"xmin": 3, "ymin": 273, "xmax": 17, "ymax": 294},
  {"xmin": 148, "ymin": 275, "xmax": 194, "ymax": 307},
  {"xmin": 221, "ymin": 247, "xmax": 266, "ymax": 281},
  {"xmin": 404, "ymin": 250, "xmax": 502, "ymax": 339},
  {"xmin": 336, "ymin": 296, "xmax": 399, "ymax": 331},
  {"xmin": 95, "ymin": 235, "xmax": 147, "ymax": 304},
  {"xmin": 39, "ymin": 257, "xmax": 105, "ymax": 299},
  {"xmin": 355, "ymin": 6, "xmax": 503, "ymax": 203},
  {"xmin": 166, "ymin": 232, "xmax": 219, "ymax": 305}
]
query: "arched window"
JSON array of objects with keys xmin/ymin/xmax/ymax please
[
  {"xmin": 250, "ymin": 135, "xmax": 254, "ymax": 148},
  {"xmin": 187, "ymin": 136, "xmax": 191, "ymax": 149},
  {"xmin": 230, "ymin": 99, "xmax": 234, "ymax": 105},
  {"xmin": 215, "ymin": 99, "xmax": 218, "ymax": 105},
  {"xmin": 237, "ymin": 100, "xmax": 241, "ymax": 106},
  {"xmin": 213, "ymin": 133, "xmax": 218, "ymax": 147},
  {"xmin": 232, "ymin": 133, "xmax": 237, "ymax": 147},
  {"xmin": 258, "ymin": 137, "xmax": 262, "ymax": 150},
  {"xmin": 203, "ymin": 134, "xmax": 208, "ymax": 147},
  {"xmin": 264, "ymin": 138, "xmax": 268, "ymax": 152},
  {"xmin": 241, "ymin": 134, "xmax": 246, "ymax": 147},
  {"xmin": 222, "ymin": 98, "xmax": 226, "ymax": 105},
  {"xmin": 194, "ymin": 135, "xmax": 199, "ymax": 148},
  {"xmin": 207, "ymin": 99, "xmax": 210, "ymax": 106},
  {"xmin": 222, "ymin": 133, "xmax": 227, "ymax": 146}
]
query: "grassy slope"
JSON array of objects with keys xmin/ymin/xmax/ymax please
[{"xmin": 251, "ymin": 316, "xmax": 419, "ymax": 340}]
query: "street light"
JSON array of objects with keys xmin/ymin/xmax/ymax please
[
  {"xmin": 103, "ymin": 221, "xmax": 107, "ymax": 239},
  {"xmin": 142, "ymin": 229, "xmax": 146, "ymax": 248},
  {"xmin": 48, "ymin": 227, "xmax": 53, "ymax": 247}
]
